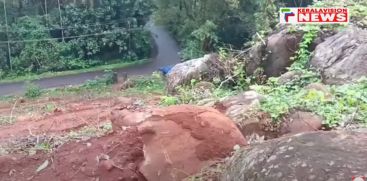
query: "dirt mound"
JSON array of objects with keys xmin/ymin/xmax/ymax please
[
  {"xmin": 0, "ymin": 128, "xmax": 146, "ymax": 181},
  {"xmin": 137, "ymin": 105, "xmax": 246, "ymax": 181}
]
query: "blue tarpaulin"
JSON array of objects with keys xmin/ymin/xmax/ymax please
[{"xmin": 159, "ymin": 65, "xmax": 173, "ymax": 75}]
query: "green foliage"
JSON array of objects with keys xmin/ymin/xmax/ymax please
[
  {"xmin": 160, "ymin": 96, "xmax": 180, "ymax": 106},
  {"xmin": 124, "ymin": 72, "xmax": 166, "ymax": 95},
  {"xmin": 61, "ymin": 1, "xmax": 152, "ymax": 60},
  {"xmin": 256, "ymin": 78, "xmax": 367, "ymax": 126},
  {"xmin": 254, "ymin": 0, "xmax": 278, "ymax": 36},
  {"xmin": 176, "ymin": 79, "xmax": 235, "ymax": 104},
  {"xmin": 180, "ymin": 21, "xmax": 218, "ymax": 60},
  {"xmin": 101, "ymin": 70, "xmax": 118, "ymax": 85},
  {"xmin": 0, "ymin": 0, "xmax": 154, "ymax": 78},
  {"xmin": 257, "ymin": 22, "xmax": 367, "ymax": 126},
  {"xmin": 233, "ymin": 62, "xmax": 251, "ymax": 91},
  {"xmin": 154, "ymin": 0, "xmax": 275, "ymax": 59},
  {"xmin": 289, "ymin": 25, "xmax": 319, "ymax": 71},
  {"xmin": 24, "ymin": 82, "xmax": 42, "ymax": 98}
]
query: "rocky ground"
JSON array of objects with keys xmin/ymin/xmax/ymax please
[{"xmin": 0, "ymin": 13, "xmax": 367, "ymax": 181}]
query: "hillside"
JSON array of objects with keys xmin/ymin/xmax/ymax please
[{"xmin": 0, "ymin": 0, "xmax": 366, "ymax": 181}]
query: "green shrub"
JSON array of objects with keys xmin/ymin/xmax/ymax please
[
  {"xmin": 123, "ymin": 72, "xmax": 166, "ymax": 96},
  {"xmin": 24, "ymin": 82, "xmax": 42, "ymax": 98},
  {"xmin": 160, "ymin": 96, "xmax": 180, "ymax": 106},
  {"xmin": 101, "ymin": 70, "xmax": 118, "ymax": 85}
]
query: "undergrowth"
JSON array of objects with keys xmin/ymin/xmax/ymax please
[
  {"xmin": 176, "ymin": 79, "xmax": 235, "ymax": 104},
  {"xmin": 24, "ymin": 82, "xmax": 42, "ymax": 98},
  {"xmin": 123, "ymin": 72, "xmax": 166, "ymax": 96},
  {"xmin": 257, "ymin": 25, "xmax": 367, "ymax": 126}
]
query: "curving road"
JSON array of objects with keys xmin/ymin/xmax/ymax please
[{"xmin": 0, "ymin": 24, "xmax": 181, "ymax": 96}]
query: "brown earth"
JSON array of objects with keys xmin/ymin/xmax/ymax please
[
  {"xmin": 0, "ymin": 128, "xmax": 146, "ymax": 181},
  {"xmin": 0, "ymin": 96, "xmax": 149, "ymax": 181},
  {"xmin": 0, "ymin": 97, "xmax": 139, "ymax": 142},
  {"xmin": 0, "ymin": 96, "xmax": 246, "ymax": 181}
]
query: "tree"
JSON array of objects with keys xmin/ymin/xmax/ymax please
[
  {"xmin": 154, "ymin": 0, "xmax": 270, "ymax": 59},
  {"xmin": 0, "ymin": 0, "xmax": 154, "ymax": 77}
]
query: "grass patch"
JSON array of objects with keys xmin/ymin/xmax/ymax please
[
  {"xmin": 0, "ymin": 96, "xmax": 16, "ymax": 103},
  {"xmin": 0, "ymin": 122, "xmax": 113, "ymax": 156},
  {"xmin": 40, "ymin": 70, "xmax": 121, "ymax": 98},
  {"xmin": 0, "ymin": 116, "xmax": 16, "ymax": 126},
  {"xmin": 0, "ymin": 59, "xmax": 149, "ymax": 84},
  {"xmin": 43, "ymin": 82, "xmax": 113, "ymax": 99},
  {"xmin": 123, "ymin": 72, "xmax": 166, "ymax": 96},
  {"xmin": 160, "ymin": 96, "xmax": 180, "ymax": 106}
]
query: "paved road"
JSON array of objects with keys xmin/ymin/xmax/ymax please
[{"xmin": 0, "ymin": 24, "xmax": 181, "ymax": 96}]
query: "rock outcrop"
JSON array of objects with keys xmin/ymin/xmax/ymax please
[
  {"xmin": 111, "ymin": 105, "xmax": 246, "ymax": 181},
  {"xmin": 221, "ymin": 130, "xmax": 367, "ymax": 181},
  {"xmin": 166, "ymin": 54, "xmax": 225, "ymax": 93},
  {"xmin": 243, "ymin": 28, "xmax": 303, "ymax": 77},
  {"xmin": 263, "ymin": 29, "xmax": 303, "ymax": 77},
  {"xmin": 311, "ymin": 26, "xmax": 367, "ymax": 84}
]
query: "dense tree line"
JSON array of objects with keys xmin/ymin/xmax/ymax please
[
  {"xmin": 154, "ymin": 0, "xmax": 313, "ymax": 59},
  {"xmin": 0, "ymin": 0, "xmax": 153, "ymax": 77}
]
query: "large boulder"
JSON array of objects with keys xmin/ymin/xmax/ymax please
[
  {"xmin": 263, "ymin": 29, "xmax": 303, "ymax": 77},
  {"xmin": 112, "ymin": 105, "xmax": 246, "ymax": 181},
  {"xmin": 243, "ymin": 28, "xmax": 303, "ymax": 77},
  {"xmin": 166, "ymin": 54, "xmax": 225, "ymax": 93},
  {"xmin": 215, "ymin": 91, "xmax": 279, "ymax": 143},
  {"xmin": 311, "ymin": 26, "xmax": 367, "ymax": 84},
  {"xmin": 221, "ymin": 130, "xmax": 367, "ymax": 181}
]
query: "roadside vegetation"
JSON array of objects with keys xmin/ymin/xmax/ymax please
[
  {"xmin": 0, "ymin": 0, "xmax": 153, "ymax": 80},
  {"xmin": 0, "ymin": 59, "xmax": 148, "ymax": 84},
  {"xmin": 154, "ymin": 0, "xmax": 314, "ymax": 60}
]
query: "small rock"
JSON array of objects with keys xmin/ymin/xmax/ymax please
[
  {"xmin": 193, "ymin": 81, "xmax": 216, "ymax": 91},
  {"xmin": 119, "ymin": 79, "xmax": 135, "ymax": 90},
  {"xmin": 127, "ymin": 163, "xmax": 137, "ymax": 170},
  {"xmin": 99, "ymin": 160, "xmax": 115, "ymax": 172},
  {"xmin": 53, "ymin": 108, "xmax": 63, "ymax": 113},
  {"xmin": 281, "ymin": 111, "xmax": 323, "ymax": 135},
  {"xmin": 278, "ymin": 71, "xmax": 303, "ymax": 85}
]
